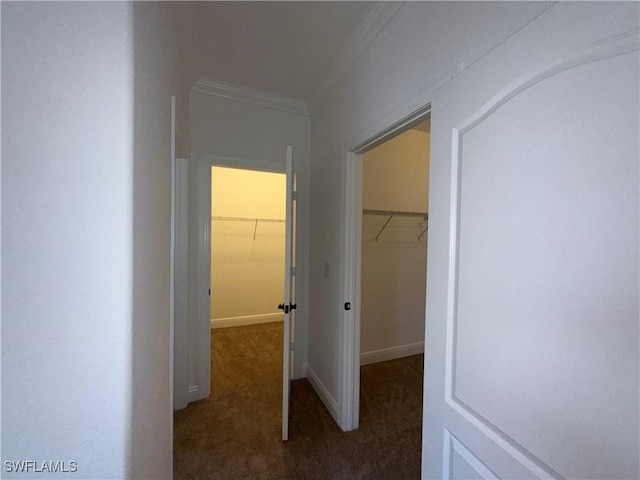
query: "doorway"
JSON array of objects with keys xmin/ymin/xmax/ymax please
[
  {"xmin": 358, "ymin": 120, "xmax": 430, "ymax": 443},
  {"xmin": 360, "ymin": 120, "xmax": 430, "ymax": 367},
  {"xmin": 339, "ymin": 109, "xmax": 431, "ymax": 432},
  {"xmin": 208, "ymin": 166, "xmax": 287, "ymax": 434},
  {"xmin": 210, "ymin": 166, "xmax": 286, "ymax": 329}
]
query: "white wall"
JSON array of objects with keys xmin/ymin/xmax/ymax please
[
  {"xmin": 1, "ymin": 3, "xmax": 179, "ymax": 478},
  {"xmin": 210, "ymin": 167, "xmax": 285, "ymax": 322},
  {"xmin": 360, "ymin": 128, "xmax": 429, "ymax": 363},
  {"xmin": 308, "ymin": 0, "xmax": 554, "ymax": 423},
  {"xmin": 2, "ymin": 4, "xmax": 133, "ymax": 477},
  {"xmin": 188, "ymin": 89, "xmax": 311, "ymax": 403}
]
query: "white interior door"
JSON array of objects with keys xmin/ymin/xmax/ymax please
[
  {"xmin": 423, "ymin": 5, "xmax": 639, "ymax": 479},
  {"xmin": 280, "ymin": 144, "xmax": 296, "ymax": 441}
]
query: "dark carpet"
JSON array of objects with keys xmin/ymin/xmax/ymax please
[{"xmin": 174, "ymin": 322, "xmax": 423, "ymax": 480}]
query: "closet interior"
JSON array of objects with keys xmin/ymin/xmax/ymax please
[
  {"xmin": 210, "ymin": 166, "xmax": 286, "ymax": 328},
  {"xmin": 360, "ymin": 119, "xmax": 430, "ymax": 366}
]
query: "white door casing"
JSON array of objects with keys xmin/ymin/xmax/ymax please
[
  {"xmin": 187, "ymin": 152, "xmax": 285, "ymax": 405},
  {"xmin": 339, "ymin": 108, "xmax": 431, "ymax": 432},
  {"xmin": 172, "ymin": 155, "xmax": 189, "ymax": 411},
  {"xmin": 186, "ymin": 146, "xmax": 294, "ymax": 441},
  {"xmin": 282, "ymin": 145, "xmax": 296, "ymax": 441},
  {"xmin": 172, "ymin": 91, "xmax": 190, "ymax": 412},
  {"xmin": 423, "ymin": 5, "xmax": 639, "ymax": 480},
  {"xmin": 169, "ymin": 95, "xmax": 175, "ymax": 471}
]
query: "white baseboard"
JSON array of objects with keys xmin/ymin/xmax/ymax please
[
  {"xmin": 293, "ymin": 362, "xmax": 308, "ymax": 380},
  {"xmin": 307, "ymin": 364, "xmax": 339, "ymax": 424},
  {"xmin": 210, "ymin": 312, "xmax": 283, "ymax": 329},
  {"xmin": 187, "ymin": 385, "xmax": 201, "ymax": 403},
  {"xmin": 360, "ymin": 341, "xmax": 424, "ymax": 366}
]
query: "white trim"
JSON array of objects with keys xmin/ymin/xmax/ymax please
[
  {"xmin": 308, "ymin": 1, "xmax": 405, "ymax": 113},
  {"xmin": 189, "ymin": 151, "xmax": 285, "ymax": 406},
  {"xmin": 203, "ymin": 153, "xmax": 284, "ymax": 175},
  {"xmin": 443, "ymin": 429, "xmax": 498, "ymax": 480},
  {"xmin": 0, "ymin": 3, "xmax": 3, "ymax": 462},
  {"xmin": 188, "ymin": 153, "xmax": 213, "ymax": 403},
  {"xmin": 192, "ymin": 78, "xmax": 310, "ymax": 117},
  {"xmin": 297, "ymin": 362, "xmax": 308, "ymax": 379},
  {"xmin": 210, "ymin": 313, "xmax": 284, "ymax": 329},
  {"xmin": 187, "ymin": 385, "xmax": 200, "ymax": 403},
  {"xmin": 339, "ymin": 106, "xmax": 431, "ymax": 435},
  {"xmin": 350, "ymin": 102, "xmax": 435, "ymax": 154},
  {"xmin": 307, "ymin": 364, "xmax": 339, "ymax": 423},
  {"xmin": 173, "ymin": 157, "xmax": 190, "ymax": 411},
  {"xmin": 360, "ymin": 342, "xmax": 424, "ymax": 366},
  {"xmin": 169, "ymin": 94, "xmax": 175, "ymax": 475},
  {"xmin": 282, "ymin": 144, "xmax": 294, "ymax": 441},
  {"xmin": 346, "ymin": 81, "xmax": 443, "ymax": 153},
  {"xmin": 337, "ymin": 151, "xmax": 362, "ymax": 432}
]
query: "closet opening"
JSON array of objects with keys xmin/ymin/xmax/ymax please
[
  {"xmin": 358, "ymin": 117, "xmax": 429, "ymax": 437},
  {"xmin": 209, "ymin": 165, "xmax": 287, "ymax": 441},
  {"xmin": 339, "ymin": 108, "xmax": 430, "ymax": 461}
]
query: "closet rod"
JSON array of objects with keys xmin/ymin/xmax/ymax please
[
  {"xmin": 374, "ymin": 216, "xmax": 394, "ymax": 242},
  {"xmin": 364, "ymin": 209, "xmax": 428, "ymax": 241},
  {"xmin": 211, "ymin": 216, "xmax": 285, "ymax": 223},
  {"xmin": 363, "ymin": 209, "xmax": 428, "ymax": 219}
]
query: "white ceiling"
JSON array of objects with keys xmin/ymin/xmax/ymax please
[{"xmin": 173, "ymin": 1, "xmax": 375, "ymax": 101}]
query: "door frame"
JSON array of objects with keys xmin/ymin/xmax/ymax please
[
  {"xmin": 169, "ymin": 95, "xmax": 176, "ymax": 472},
  {"xmin": 172, "ymin": 154, "xmax": 189, "ymax": 411},
  {"xmin": 282, "ymin": 145, "xmax": 295, "ymax": 441},
  {"xmin": 188, "ymin": 152, "xmax": 286, "ymax": 405},
  {"xmin": 338, "ymin": 104, "xmax": 432, "ymax": 431}
]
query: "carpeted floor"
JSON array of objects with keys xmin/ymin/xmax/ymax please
[{"xmin": 174, "ymin": 322, "xmax": 423, "ymax": 480}]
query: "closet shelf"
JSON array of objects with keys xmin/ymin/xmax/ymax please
[
  {"xmin": 211, "ymin": 216, "xmax": 285, "ymax": 223},
  {"xmin": 363, "ymin": 209, "xmax": 428, "ymax": 219},
  {"xmin": 362, "ymin": 209, "xmax": 428, "ymax": 242},
  {"xmin": 211, "ymin": 216, "xmax": 285, "ymax": 240}
]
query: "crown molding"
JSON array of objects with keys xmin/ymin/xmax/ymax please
[
  {"xmin": 307, "ymin": 1, "xmax": 405, "ymax": 113},
  {"xmin": 192, "ymin": 79, "xmax": 310, "ymax": 117}
]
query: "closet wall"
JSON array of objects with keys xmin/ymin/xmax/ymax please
[
  {"xmin": 210, "ymin": 167, "xmax": 285, "ymax": 325},
  {"xmin": 361, "ymin": 125, "xmax": 430, "ymax": 364}
]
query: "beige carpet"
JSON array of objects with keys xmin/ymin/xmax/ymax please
[{"xmin": 174, "ymin": 322, "xmax": 423, "ymax": 479}]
